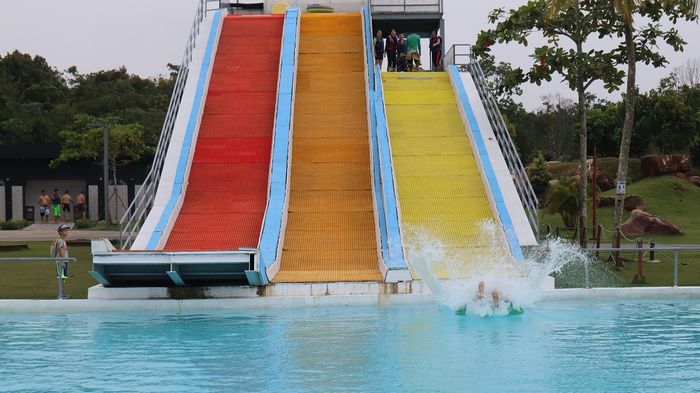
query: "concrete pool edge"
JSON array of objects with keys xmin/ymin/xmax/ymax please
[{"xmin": 1, "ymin": 286, "xmax": 699, "ymax": 312}]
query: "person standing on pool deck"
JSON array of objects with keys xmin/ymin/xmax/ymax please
[
  {"xmin": 50, "ymin": 189, "xmax": 61, "ymax": 223},
  {"xmin": 430, "ymin": 30, "xmax": 443, "ymax": 71},
  {"xmin": 61, "ymin": 190, "xmax": 73, "ymax": 221},
  {"xmin": 37, "ymin": 190, "xmax": 51, "ymax": 224},
  {"xmin": 406, "ymin": 32, "xmax": 421, "ymax": 71},
  {"xmin": 385, "ymin": 29, "xmax": 398, "ymax": 71},
  {"xmin": 51, "ymin": 224, "xmax": 71, "ymax": 284},
  {"xmin": 74, "ymin": 191, "xmax": 86, "ymax": 220},
  {"xmin": 374, "ymin": 30, "xmax": 385, "ymax": 68}
]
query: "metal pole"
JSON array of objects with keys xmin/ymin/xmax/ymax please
[
  {"xmin": 673, "ymin": 252, "xmax": 679, "ymax": 288},
  {"xmin": 103, "ymin": 124, "xmax": 110, "ymax": 227},
  {"xmin": 633, "ymin": 238, "xmax": 645, "ymax": 283}
]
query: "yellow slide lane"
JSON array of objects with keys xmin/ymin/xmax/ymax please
[
  {"xmin": 383, "ymin": 72, "xmax": 495, "ymax": 276},
  {"xmin": 273, "ymin": 13, "xmax": 381, "ymax": 283}
]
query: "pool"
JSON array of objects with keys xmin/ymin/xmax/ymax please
[{"xmin": 1, "ymin": 300, "xmax": 699, "ymax": 392}]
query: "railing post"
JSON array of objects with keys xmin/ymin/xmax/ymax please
[
  {"xmin": 673, "ymin": 251, "xmax": 679, "ymax": 288},
  {"xmin": 633, "ymin": 238, "xmax": 645, "ymax": 284}
]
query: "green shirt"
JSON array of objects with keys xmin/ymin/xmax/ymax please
[{"xmin": 406, "ymin": 34, "xmax": 421, "ymax": 53}]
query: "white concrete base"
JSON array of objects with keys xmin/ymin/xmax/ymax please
[
  {"xmin": 539, "ymin": 286, "xmax": 700, "ymax": 301},
  {"xmin": 539, "ymin": 276, "xmax": 555, "ymax": 290},
  {"xmin": 87, "ymin": 281, "xmax": 432, "ymax": 300}
]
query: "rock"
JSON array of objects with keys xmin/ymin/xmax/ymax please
[
  {"xmin": 672, "ymin": 182, "xmax": 686, "ymax": 192},
  {"xmin": 548, "ymin": 179, "xmax": 559, "ymax": 188},
  {"xmin": 623, "ymin": 195, "xmax": 645, "ymax": 211},
  {"xmin": 620, "ymin": 209, "xmax": 682, "ymax": 237},
  {"xmin": 596, "ymin": 172, "xmax": 615, "ymax": 192},
  {"xmin": 596, "ymin": 195, "xmax": 644, "ymax": 210},
  {"xmin": 688, "ymin": 176, "xmax": 700, "ymax": 187},
  {"xmin": 641, "ymin": 154, "xmax": 691, "ymax": 177},
  {"xmin": 597, "ymin": 196, "xmax": 615, "ymax": 207}
]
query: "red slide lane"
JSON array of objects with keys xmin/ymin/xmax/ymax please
[{"xmin": 164, "ymin": 15, "xmax": 283, "ymax": 251}]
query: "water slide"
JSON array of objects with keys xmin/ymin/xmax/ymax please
[
  {"xmin": 161, "ymin": 14, "xmax": 283, "ymax": 251},
  {"xmin": 383, "ymin": 69, "xmax": 534, "ymax": 277},
  {"xmin": 272, "ymin": 13, "xmax": 382, "ymax": 283},
  {"xmin": 91, "ymin": 10, "xmax": 289, "ymax": 286}
]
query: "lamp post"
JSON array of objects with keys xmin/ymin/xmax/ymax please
[{"xmin": 90, "ymin": 123, "xmax": 110, "ymax": 226}]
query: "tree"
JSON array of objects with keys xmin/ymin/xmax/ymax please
[
  {"xmin": 609, "ymin": 0, "xmax": 697, "ymax": 257},
  {"xmin": 474, "ymin": 0, "xmax": 626, "ymax": 247},
  {"xmin": 528, "ymin": 153, "xmax": 553, "ymax": 200},
  {"xmin": 51, "ymin": 115, "xmax": 150, "ymax": 219},
  {"xmin": 547, "ymin": 176, "xmax": 580, "ymax": 228},
  {"xmin": 540, "ymin": 94, "xmax": 577, "ymax": 160},
  {"xmin": 674, "ymin": 58, "xmax": 700, "ymax": 87}
]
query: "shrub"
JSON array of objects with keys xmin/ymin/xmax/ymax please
[
  {"xmin": 546, "ymin": 176, "xmax": 579, "ymax": 228},
  {"xmin": 528, "ymin": 153, "xmax": 552, "ymax": 197},
  {"xmin": 0, "ymin": 219, "xmax": 29, "ymax": 230},
  {"xmin": 74, "ymin": 219, "xmax": 92, "ymax": 229}
]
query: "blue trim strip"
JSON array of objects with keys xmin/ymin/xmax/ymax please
[
  {"xmin": 363, "ymin": 7, "xmax": 408, "ymax": 271},
  {"xmin": 449, "ymin": 65, "xmax": 524, "ymax": 260},
  {"xmin": 146, "ymin": 10, "xmax": 222, "ymax": 250},
  {"xmin": 258, "ymin": 8, "xmax": 299, "ymax": 281}
]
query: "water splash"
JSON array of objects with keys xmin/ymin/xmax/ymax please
[{"xmin": 405, "ymin": 220, "xmax": 590, "ymax": 317}]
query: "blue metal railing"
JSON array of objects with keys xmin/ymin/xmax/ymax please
[
  {"xmin": 258, "ymin": 8, "xmax": 299, "ymax": 284},
  {"xmin": 363, "ymin": 7, "xmax": 408, "ymax": 277}
]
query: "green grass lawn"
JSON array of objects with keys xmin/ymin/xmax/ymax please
[
  {"xmin": 541, "ymin": 175, "xmax": 700, "ymax": 287},
  {"xmin": 0, "ymin": 241, "xmax": 94, "ymax": 299},
  {"xmin": 541, "ymin": 175, "xmax": 700, "ymax": 244}
]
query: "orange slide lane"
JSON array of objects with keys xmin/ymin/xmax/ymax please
[
  {"xmin": 164, "ymin": 15, "xmax": 283, "ymax": 251},
  {"xmin": 273, "ymin": 13, "xmax": 382, "ymax": 282}
]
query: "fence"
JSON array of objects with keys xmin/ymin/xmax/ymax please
[
  {"xmin": 443, "ymin": 44, "xmax": 540, "ymax": 239},
  {"xmin": 368, "ymin": 0, "xmax": 442, "ymax": 14},
  {"xmin": 0, "ymin": 257, "xmax": 78, "ymax": 299}
]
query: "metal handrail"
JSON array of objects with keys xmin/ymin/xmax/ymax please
[
  {"xmin": 368, "ymin": 0, "xmax": 443, "ymax": 14},
  {"xmin": 580, "ymin": 246, "xmax": 700, "ymax": 288},
  {"xmin": 119, "ymin": 0, "xmax": 220, "ymax": 250},
  {"xmin": 0, "ymin": 257, "xmax": 78, "ymax": 299},
  {"xmin": 445, "ymin": 44, "xmax": 540, "ymax": 240}
]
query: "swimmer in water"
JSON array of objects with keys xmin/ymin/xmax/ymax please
[{"xmin": 477, "ymin": 281, "xmax": 502, "ymax": 308}]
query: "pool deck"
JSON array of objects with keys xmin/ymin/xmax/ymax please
[{"xmin": 1, "ymin": 285, "xmax": 699, "ymax": 313}]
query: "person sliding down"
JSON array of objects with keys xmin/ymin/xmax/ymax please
[{"xmin": 477, "ymin": 280, "xmax": 501, "ymax": 308}]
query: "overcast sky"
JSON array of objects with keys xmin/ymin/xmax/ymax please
[{"xmin": 1, "ymin": 0, "xmax": 698, "ymax": 110}]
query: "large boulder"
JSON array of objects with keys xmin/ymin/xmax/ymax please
[
  {"xmin": 620, "ymin": 209, "xmax": 682, "ymax": 237},
  {"xmin": 596, "ymin": 195, "xmax": 644, "ymax": 210},
  {"xmin": 596, "ymin": 172, "xmax": 615, "ymax": 192},
  {"xmin": 689, "ymin": 176, "xmax": 700, "ymax": 187},
  {"xmin": 641, "ymin": 154, "xmax": 691, "ymax": 177},
  {"xmin": 597, "ymin": 196, "xmax": 615, "ymax": 207},
  {"xmin": 623, "ymin": 195, "xmax": 645, "ymax": 211}
]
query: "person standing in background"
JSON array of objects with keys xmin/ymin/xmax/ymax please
[
  {"xmin": 396, "ymin": 32, "xmax": 407, "ymax": 72},
  {"xmin": 430, "ymin": 29, "xmax": 443, "ymax": 71},
  {"xmin": 37, "ymin": 190, "xmax": 51, "ymax": 224},
  {"xmin": 61, "ymin": 190, "xmax": 73, "ymax": 221},
  {"xmin": 406, "ymin": 32, "xmax": 422, "ymax": 71},
  {"xmin": 385, "ymin": 29, "xmax": 398, "ymax": 71},
  {"xmin": 374, "ymin": 30, "xmax": 385, "ymax": 68},
  {"xmin": 74, "ymin": 191, "xmax": 86, "ymax": 220},
  {"xmin": 50, "ymin": 189, "xmax": 61, "ymax": 223}
]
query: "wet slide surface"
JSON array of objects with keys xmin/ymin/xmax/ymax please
[
  {"xmin": 383, "ymin": 72, "xmax": 495, "ymax": 272},
  {"xmin": 274, "ymin": 13, "xmax": 381, "ymax": 282},
  {"xmin": 164, "ymin": 15, "xmax": 283, "ymax": 251}
]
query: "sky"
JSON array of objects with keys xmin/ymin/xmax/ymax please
[{"xmin": 0, "ymin": 0, "xmax": 698, "ymax": 110}]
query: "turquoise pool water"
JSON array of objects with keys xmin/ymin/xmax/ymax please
[{"xmin": 1, "ymin": 300, "xmax": 699, "ymax": 392}]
